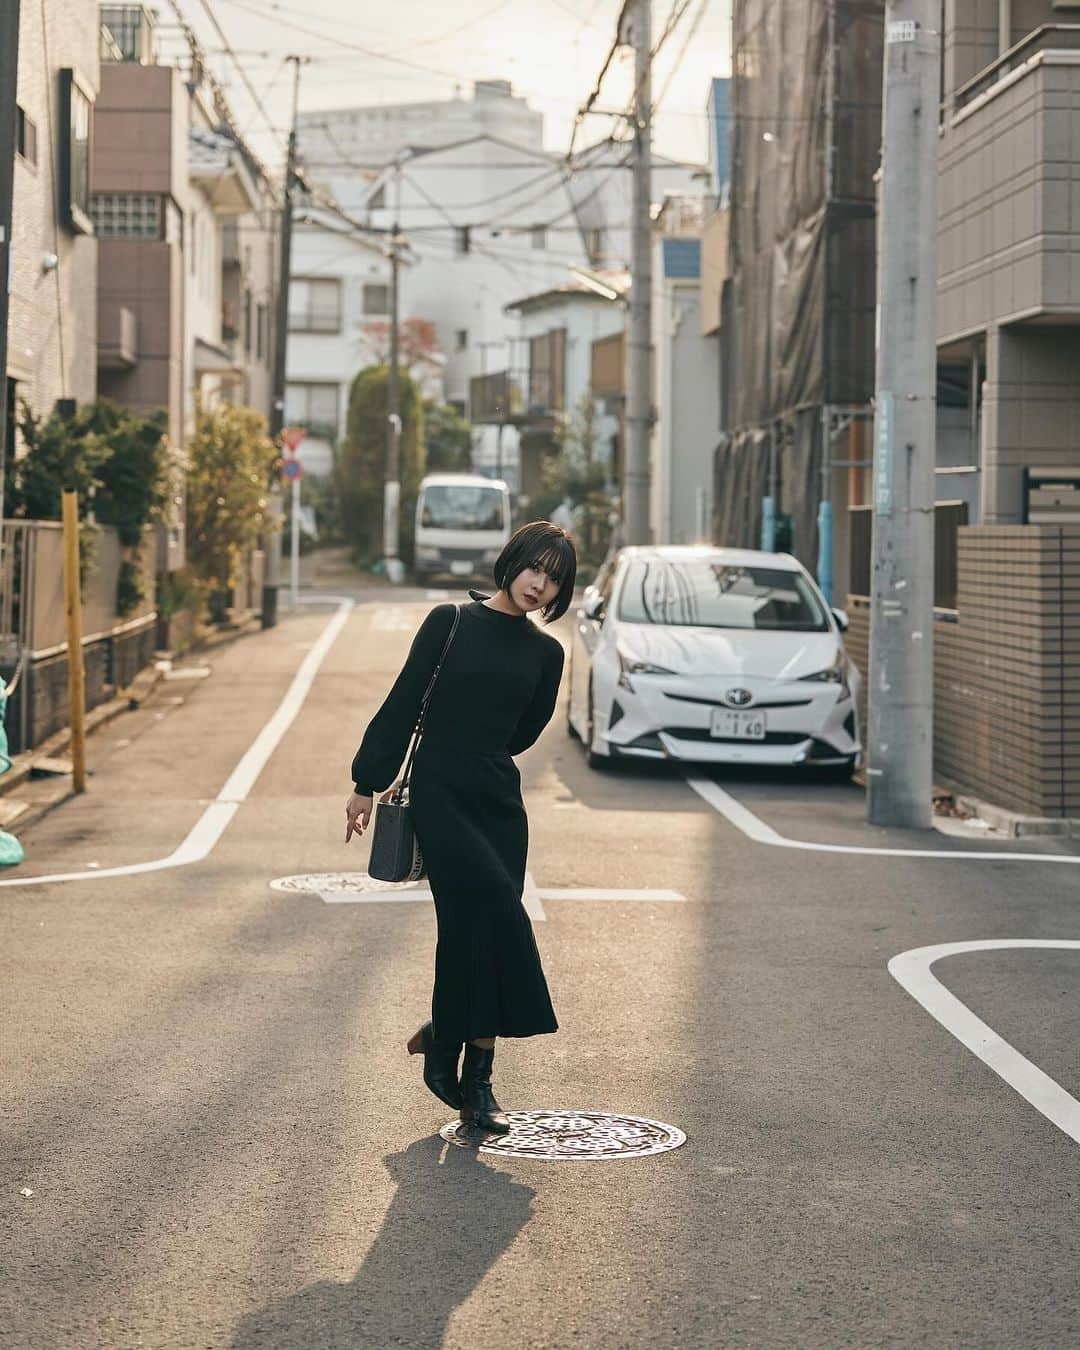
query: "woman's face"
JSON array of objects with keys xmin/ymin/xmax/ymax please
[{"xmin": 509, "ymin": 563, "xmax": 561, "ymax": 614}]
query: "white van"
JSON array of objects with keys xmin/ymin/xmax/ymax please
[{"xmin": 413, "ymin": 473, "xmax": 512, "ymax": 581}]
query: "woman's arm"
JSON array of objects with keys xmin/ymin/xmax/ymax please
[
  {"xmin": 507, "ymin": 638, "xmax": 565, "ymax": 757},
  {"xmin": 350, "ymin": 603, "xmax": 457, "ymax": 795}
]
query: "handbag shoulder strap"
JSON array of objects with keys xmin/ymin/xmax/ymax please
[{"xmin": 395, "ymin": 604, "xmax": 461, "ymax": 797}]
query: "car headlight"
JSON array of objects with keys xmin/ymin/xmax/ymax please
[
  {"xmin": 617, "ymin": 649, "xmax": 677, "ymax": 691},
  {"xmin": 798, "ymin": 654, "xmax": 850, "ymax": 697},
  {"xmin": 416, "ymin": 546, "xmax": 440, "ymax": 561}
]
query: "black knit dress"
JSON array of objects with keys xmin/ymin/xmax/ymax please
[{"xmin": 351, "ymin": 592, "xmax": 564, "ymax": 1043}]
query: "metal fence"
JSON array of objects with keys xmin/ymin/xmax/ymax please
[{"xmin": 848, "ymin": 500, "xmax": 968, "ymax": 611}]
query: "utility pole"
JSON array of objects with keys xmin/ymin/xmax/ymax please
[
  {"xmin": 383, "ymin": 158, "xmax": 404, "ymax": 583},
  {"xmin": 867, "ymin": 3, "xmax": 939, "ymax": 828},
  {"xmin": 264, "ymin": 54, "xmax": 303, "ymax": 628},
  {"xmin": 623, "ymin": 0, "xmax": 652, "ymax": 545},
  {"xmin": 0, "ymin": 0, "xmax": 21, "ymax": 538}
]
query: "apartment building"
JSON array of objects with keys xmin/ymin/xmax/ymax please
[
  {"xmin": 7, "ymin": 0, "xmax": 100, "ymax": 436},
  {"xmin": 93, "ymin": 4, "xmax": 279, "ymax": 569},
  {"xmin": 938, "ymin": 2, "xmax": 1080, "ymax": 527}
]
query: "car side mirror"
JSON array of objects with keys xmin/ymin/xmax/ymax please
[
  {"xmin": 583, "ymin": 592, "xmax": 605, "ymax": 622},
  {"xmin": 831, "ymin": 607, "xmax": 850, "ymax": 633}
]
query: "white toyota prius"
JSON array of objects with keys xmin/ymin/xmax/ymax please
[{"xmin": 567, "ymin": 546, "xmax": 862, "ymax": 776}]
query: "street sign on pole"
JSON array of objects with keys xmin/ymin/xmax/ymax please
[
  {"xmin": 282, "ymin": 457, "xmax": 302, "ymax": 482},
  {"xmin": 281, "ymin": 426, "xmax": 306, "ymax": 454},
  {"xmin": 291, "ymin": 477, "xmax": 301, "ymax": 610}
]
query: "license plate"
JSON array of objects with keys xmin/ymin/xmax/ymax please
[
  {"xmin": 450, "ymin": 560, "xmax": 473, "ymax": 576},
  {"xmin": 710, "ymin": 709, "xmax": 766, "ymax": 740}
]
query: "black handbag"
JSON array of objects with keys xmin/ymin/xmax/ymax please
[{"xmin": 367, "ymin": 605, "xmax": 461, "ymax": 883}]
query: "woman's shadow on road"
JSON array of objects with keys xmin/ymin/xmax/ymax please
[{"xmin": 230, "ymin": 1134, "xmax": 535, "ymax": 1350}]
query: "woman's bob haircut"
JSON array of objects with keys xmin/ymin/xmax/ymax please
[{"xmin": 493, "ymin": 520, "xmax": 578, "ymax": 623}]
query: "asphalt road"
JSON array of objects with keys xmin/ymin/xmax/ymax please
[{"xmin": 2, "ymin": 587, "xmax": 1078, "ymax": 1349}]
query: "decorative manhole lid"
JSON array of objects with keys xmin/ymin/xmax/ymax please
[
  {"xmin": 440, "ymin": 1110, "xmax": 686, "ymax": 1161},
  {"xmin": 270, "ymin": 872, "xmax": 421, "ymax": 895}
]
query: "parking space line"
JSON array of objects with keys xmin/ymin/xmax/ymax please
[
  {"xmin": 686, "ymin": 776, "xmax": 1080, "ymax": 865},
  {"xmin": 889, "ymin": 941, "xmax": 1080, "ymax": 1146}
]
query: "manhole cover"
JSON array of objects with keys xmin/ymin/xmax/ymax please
[
  {"xmin": 439, "ymin": 1110, "xmax": 686, "ymax": 1160},
  {"xmin": 270, "ymin": 872, "xmax": 421, "ymax": 895}
]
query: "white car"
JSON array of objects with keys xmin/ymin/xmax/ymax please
[{"xmin": 567, "ymin": 546, "xmax": 862, "ymax": 775}]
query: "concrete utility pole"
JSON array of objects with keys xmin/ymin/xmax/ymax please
[
  {"xmin": 867, "ymin": 3, "xmax": 939, "ymax": 828},
  {"xmin": 264, "ymin": 54, "xmax": 303, "ymax": 629},
  {"xmin": 0, "ymin": 0, "xmax": 21, "ymax": 535},
  {"xmin": 623, "ymin": 0, "xmax": 652, "ymax": 545},
  {"xmin": 383, "ymin": 158, "xmax": 404, "ymax": 584}
]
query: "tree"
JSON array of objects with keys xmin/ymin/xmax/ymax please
[
  {"xmin": 338, "ymin": 365, "xmax": 425, "ymax": 564},
  {"xmin": 186, "ymin": 400, "xmax": 280, "ymax": 619},
  {"xmin": 423, "ymin": 400, "xmax": 471, "ymax": 473},
  {"xmin": 8, "ymin": 399, "xmax": 170, "ymax": 613},
  {"xmin": 530, "ymin": 396, "xmax": 615, "ymax": 570}
]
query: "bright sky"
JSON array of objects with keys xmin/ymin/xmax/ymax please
[{"xmin": 183, "ymin": 0, "xmax": 732, "ymax": 172}]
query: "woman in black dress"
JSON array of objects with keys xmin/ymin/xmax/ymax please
[{"xmin": 344, "ymin": 521, "xmax": 577, "ymax": 1133}]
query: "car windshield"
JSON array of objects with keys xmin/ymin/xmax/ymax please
[
  {"xmin": 419, "ymin": 485, "xmax": 506, "ymax": 531},
  {"xmin": 618, "ymin": 559, "xmax": 830, "ymax": 632}
]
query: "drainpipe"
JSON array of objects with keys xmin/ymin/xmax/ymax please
[
  {"xmin": 761, "ymin": 423, "xmax": 778, "ymax": 552},
  {"xmin": 817, "ymin": 407, "xmax": 834, "ymax": 606},
  {"xmin": 998, "ymin": 0, "xmax": 1011, "ymax": 56}
]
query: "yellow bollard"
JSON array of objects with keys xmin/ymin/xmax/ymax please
[{"xmin": 61, "ymin": 490, "xmax": 87, "ymax": 793}]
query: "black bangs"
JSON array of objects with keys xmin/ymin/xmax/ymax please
[{"xmin": 493, "ymin": 520, "xmax": 579, "ymax": 623}]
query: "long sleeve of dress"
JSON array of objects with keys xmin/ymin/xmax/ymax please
[
  {"xmin": 506, "ymin": 638, "xmax": 565, "ymax": 756},
  {"xmin": 351, "ymin": 603, "xmax": 457, "ymax": 795}
]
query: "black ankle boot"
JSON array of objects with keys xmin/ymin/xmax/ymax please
[
  {"xmin": 407, "ymin": 1022, "xmax": 463, "ymax": 1110},
  {"xmin": 459, "ymin": 1042, "xmax": 511, "ymax": 1134}
]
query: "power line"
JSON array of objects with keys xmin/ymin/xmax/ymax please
[{"xmin": 192, "ymin": 0, "xmax": 285, "ymax": 158}]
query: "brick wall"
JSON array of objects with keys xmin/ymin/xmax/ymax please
[{"xmin": 847, "ymin": 524, "xmax": 1080, "ymax": 818}]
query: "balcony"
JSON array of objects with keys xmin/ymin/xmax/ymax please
[
  {"xmin": 938, "ymin": 24, "xmax": 1080, "ymax": 339},
  {"xmin": 469, "ymin": 369, "xmax": 562, "ymax": 426}
]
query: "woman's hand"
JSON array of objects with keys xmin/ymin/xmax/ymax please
[
  {"xmin": 344, "ymin": 787, "xmax": 396, "ymax": 843},
  {"xmin": 345, "ymin": 791, "xmax": 373, "ymax": 843}
]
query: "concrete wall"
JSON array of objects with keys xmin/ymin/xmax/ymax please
[
  {"xmin": 981, "ymin": 327, "xmax": 1080, "ymax": 524},
  {"xmin": 846, "ymin": 525, "xmax": 1080, "ymax": 818},
  {"xmin": 9, "ymin": 0, "xmax": 100, "ymax": 417}
]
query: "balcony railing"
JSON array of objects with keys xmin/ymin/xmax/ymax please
[{"xmin": 954, "ymin": 24, "xmax": 1080, "ymax": 113}]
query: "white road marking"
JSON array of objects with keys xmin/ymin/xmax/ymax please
[
  {"xmin": 889, "ymin": 940, "xmax": 1080, "ymax": 1146},
  {"xmin": 283, "ymin": 871, "xmax": 687, "ymax": 917},
  {"xmin": 0, "ymin": 598, "xmax": 354, "ymax": 888},
  {"xmin": 686, "ymin": 776, "xmax": 1080, "ymax": 865},
  {"xmin": 522, "ymin": 871, "xmax": 547, "ymax": 921},
  {"xmin": 371, "ymin": 606, "xmax": 419, "ymax": 632}
]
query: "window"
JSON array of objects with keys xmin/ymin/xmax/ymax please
[
  {"xmin": 90, "ymin": 193, "xmax": 163, "ymax": 239},
  {"xmin": 585, "ymin": 227, "xmax": 606, "ymax": 264},
  {"xmin": 362, "ymin": 282, "xmax": 389, "ymax": 316},
  {"xmin": 288, "ymin": 277, "xmax": 342, "ymax": 332},
  {"xmin": 256, "ymin": 303, "xmax": 268, "ymax": 361},
  {"xmin": 59, "ymin": 70, "xmax": 93, "ymax": 234},
  {"xmin": 15, "ymin": 106, "xmax": 37, "ymax": 166},
  {"xmin": 455, "ymin": 329, "xmax": 468, "ymax": 353},
  {"xmin": 530, "ymin": 225, "xmax": 547, "ymax": 250},
  {"xmin": 454, "ymin": 226, "xmax": 471, "ymax": 255},
  {"xmin": 618, "ymin": 560, "xmax": 829, "ymax": 632},
  {"xmin": 285, "ymin": 382, "xmax": 339, "ymax": 438}
]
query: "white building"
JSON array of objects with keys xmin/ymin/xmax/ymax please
[
  {"xmin": 8, "ymin": 0, "xmax": 100, "ymax": 428},
  {"xmin": 284, "ymin": 213, "xmax": 399, "ymax": 478},
  {"xmin": 649, "ymin": 198, "xmax": 718, "ymax": 546},
  {"xmin": 296, "ymin": 80, "xmax": 544, "ymax": 174}
]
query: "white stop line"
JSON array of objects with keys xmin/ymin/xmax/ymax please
[{"xmin": 889, "ymin": 941, "xmax": 1080, "ymax": 1147}]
